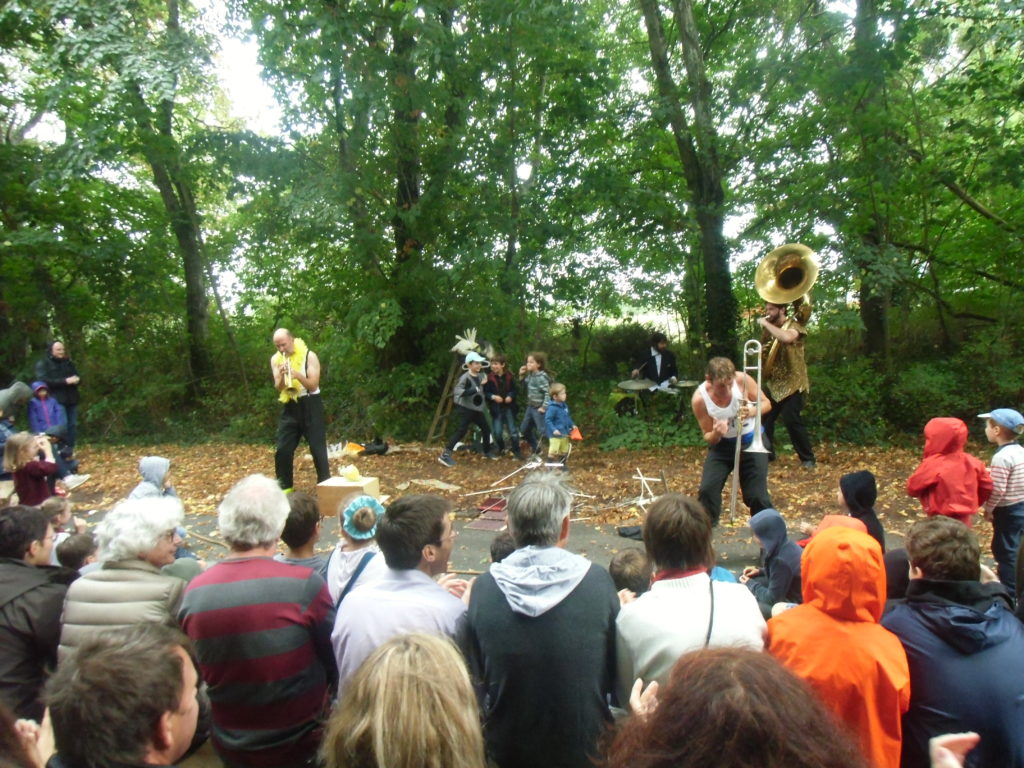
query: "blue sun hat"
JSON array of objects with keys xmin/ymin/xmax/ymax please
[
  {"xmin": 978, "ymin": 408, "xmax": 1024, "ymax": 435},
  {"xmin": 462, "ymin": 350, "xmax": 490, "ymax": 369},
  {"xmin": 342, "ymin": 495, "xmax": 386, "ymax": 540}
]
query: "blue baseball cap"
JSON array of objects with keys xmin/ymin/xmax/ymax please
[{"xmin": 978, "ymin": 409, "xmax": 1024, "ymax": 434}]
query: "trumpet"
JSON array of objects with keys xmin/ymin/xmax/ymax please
[{"xmin": 729, "ymin": 340, "xmax": 770, "ymax": 522}]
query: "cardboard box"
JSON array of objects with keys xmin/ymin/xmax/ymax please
[{"xmin": 317, "ymin": 476, "xmax": 380, "ymax": 516}]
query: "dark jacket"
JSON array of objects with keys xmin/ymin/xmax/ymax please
[
  {"xmin": 464, "ymin": 549, "xmax": 618, "ymax": 768},
  {"xmin": 747, "ymin": 508, "xmax": 802, "ymax": 617},
  {"xmin": 882, "ymin": 579, "xmax": 1024, "ymax": 768},
  {"xmin": 484, "ymin": 371, "xmax": 518, "ymax": 418},
  {"xmin": 0, "ymin": 559, "xmax": 71, "ymax": 720},
  {"xmin": 34, "ymin": 353, "xmax": 80, "ymax": 407},
  {"xmin": 635, "ymin": 346, "xmax": 678, "ymax": 384}
]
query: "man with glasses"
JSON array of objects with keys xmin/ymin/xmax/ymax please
[
  {"xmin": 331, "ymin": 494, "xmax": 468, "ymax": 696},
  {"xmin": 0, "ymin": 505, "xmax": 69, "ymax": 720}
]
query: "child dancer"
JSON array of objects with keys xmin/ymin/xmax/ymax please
[
  {"xmin": 485, "ymin": 354, "xmax": 521, "ymax": 459},
  {"xmin": 439, "ymin": 351, "xmax": 495, "ymax": 467},
  {"xmin": 518, "ymin": 352, "xmax": 552, "ymax": 457},
  {"xmin": 545, "ymin": 383, "xmax": 575, "ymax": 465}
]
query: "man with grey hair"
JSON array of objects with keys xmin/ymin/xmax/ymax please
[
  {"xmin": 179, "ymin": 474, "xmax": 337, "ymax": 768},
  {"xmin": 463, "ymin": 472, "xmax": 619, "ymax": 768}
]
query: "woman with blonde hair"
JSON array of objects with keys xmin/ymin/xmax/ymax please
[{"xmin": 321, "ymin": 633, "xmax": 486, "ymax": 768}]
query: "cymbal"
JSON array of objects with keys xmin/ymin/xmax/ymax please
[{"xmin": 617, "ymin": 379, "xmax": 657, "ymax": 391}]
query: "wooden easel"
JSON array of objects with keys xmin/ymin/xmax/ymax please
[{"xmin": 426, "ymin": 355, "xmax": 460, "ymax": 444}]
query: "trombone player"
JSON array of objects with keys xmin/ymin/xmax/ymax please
[
  {"xmin": 755, "ymin": 243, "xmax": 819, "ymax": 470},
  {"xmin": 691, "ymin": 357, "xmax": 774, "ymax": 526}
]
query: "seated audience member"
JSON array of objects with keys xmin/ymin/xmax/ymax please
[
  {"xmin": 907, "ymin": 417, "xmax": 991, "ymax": 526},
  {"xmin": 609, "ymin": 547, "xmax": 651, "ymax": 597},
  {"xmin": 331, "ymin": 495, "xmax": 466, "ymax": 695},
  {"xmin": 464, "ymin": 472, "xmax": 618, "ymax": 768},
  {"xmin": 881, "ymin": 517, "xmax": 1024, "ymax": 768},
  {"xmin": 885, "ymin": 548, "xmax": 911, "ymax": 602},
  {"xmin": 55, "ymin": 533, "xmax": 98, "ymax": 573},
  {"xmin": 127, "ymin": 457, "xmax": 195, "ymax": 560},
  {"xmin": 274, "ymin": 491, "xmax": 328, "ymax": 577},
  {"xmin": 59, "ymin": 497, "xmax": 200, "ymax": 657},
  {"xmin": 321, "ymin": 633, "xmax": 486, "ymax": 768},
  {"xmin": 616, "ymin": 494, "xmax": 765, "ymax": 706},
  {"xmin": 128, "ymin": 456, "xmax": 177, "ymax": 500},
  {"xmin": 839, "ymin": 470, "xmax": 886, "ymax": 552},
  {"xmin": 45, "ymin": 624, "xmax": 199, "ymax": 768},
  {"xmin": 768, "ymin": 526, "xmax": 910, "ymax": 768},
  {"xmin": 605, "ymin": 647, "xmax": 868, "ymax": 768},
  {"xmin": 489, "ymin": 530, "xmax": 516, "ymax": 563},
  {"xmin": 325, "ymin": 495, "xmax": 388, "ymax": 604},
  {"xmin": 4, "ymin": 434, "xmax": 56, "ymax": 507},
  {"xmin": 0, "ymin": 506, "xmax": 68, "ymax": 721},
  {"xmin": 179, "ymin": 475, "xmax": 336, "ymax": 768},
  {"xmin": 2, "ymin": 700, "xmax": 49, "ymax": 768},
  {"xmin": 40, "ymin": 497, "xmax": 84, "ymax": 566},
  {"xmin": 740, "ymin": 507, "xmax": 802, "ymax": 617}
]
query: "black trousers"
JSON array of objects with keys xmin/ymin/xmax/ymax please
[
  {"xmin": 698, "ymin": 439, "xmax": 773, "ymax": 526},
  {"xmin": 763, "ymin": 390, "xmax": 815, "ymax": 463},
  {"xmin": 275, "ymin": 394, "xmax": 330, "ymax": 490},
  {"xmin": 446, "ymin": 405, "xmax": 491, "ymax": 452}
]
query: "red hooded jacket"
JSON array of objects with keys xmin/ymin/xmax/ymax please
[
  {"xmin": 906, "ymin": 418, "xmax": 992, "ymax": 521},
  {"xmin": 768, "ymin": 527, "xmax": 911, "ymax": 768}
]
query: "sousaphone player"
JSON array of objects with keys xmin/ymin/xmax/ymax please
[{"xmin": 755, "ymin": 244, "xmax": 818, "ymax": 469}]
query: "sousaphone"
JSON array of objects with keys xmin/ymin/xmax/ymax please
[{"xmin": 755, "ymin": 243, "xmax": 818, "ymax": 375}]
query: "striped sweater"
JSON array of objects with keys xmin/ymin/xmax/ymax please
[
  {"xmin": 985, "ymin": 442, "xmax": 1024, "ymax": 512},
  {"xmin": 179, "ymin": 557, "xmax": 337, "ymax": 768}
]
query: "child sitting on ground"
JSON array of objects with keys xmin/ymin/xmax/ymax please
[
  {"xmin": 485, "ymin": 354, "xmax": 521, "ymax": 459},
  {"xmin": 544, "ymin": 382, "xmax": 574, "ymax": 465},
  {"xmin": 439, "ymin": 351, "xmax": 495, "ymax": 467},
  {"xmin": 907, "ymin": 417, "xmax": 992, "ymax": 526},
  {"xmin": 127, "ymin": 455, "xmax": 196, "ymax": 560},
  {"xmin": 3, "ymin": 432, "xmax": 56, "ymax": 506},
  {"xmin": 518, "ymin": 352, "xmax": 552, "ymax": 457},
  {"xmin": 274, "ymin": 491, "xmax": 328, "ymax": 577},
  {"xmin": 740, "ymin": 508, "xmax": 803, "ymax": 619},
  {"xmin": 490, "ymin": 531, "xmax": 516, "ymax": 564},
  {"xmin": 979, "ymin": 408, "xmax": 1024, "ymax": 593},
  {"xmin": 838, "ymin": 470, "xmax": 886, "ymax": 553},
  {"xmin": 41, "ymin": 496, "xmax": 86, "ymax": 565},
  {"xmin": 610, "ymin": 547, "xmax": 651, "ymax": 598},
  {"xmin": 325, "ymin": 495, "xmax": 388, "ymax": 603},
  {"xmin": 56, "ymin": 532, "xmax": 98, "ymax": 573}
]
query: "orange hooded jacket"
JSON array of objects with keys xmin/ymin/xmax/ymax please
[
  {"xmin": 767, "ymin": 526, "xmax": 910, "ymax": 768},
  {"xmin": 906, "ymin": 417, "xmax": 992, "ymax": 522}
]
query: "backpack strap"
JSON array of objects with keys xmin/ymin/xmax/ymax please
[{"xmin": 337, "ymin": 551, "xmax": 376, "ymax": 607}]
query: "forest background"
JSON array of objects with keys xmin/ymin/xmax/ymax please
[{"xmin": 1, "ymin": 0, "xmax": 1021, "ymax": 451}]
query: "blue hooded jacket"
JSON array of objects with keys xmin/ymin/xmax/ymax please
[
  {"xmin": 882, "ymin": 580, "xmax": 1024, "ymax": 768},
  {"xmin": 747, "ymin": 508, "xmax": 802, "ymax": 617}
]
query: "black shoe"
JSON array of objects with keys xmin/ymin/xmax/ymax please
[{"xmin": 801, "ymin": 460, "xmax": 817, "ymax": 469}]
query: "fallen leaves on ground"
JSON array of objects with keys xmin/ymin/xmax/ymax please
[{"xmin": 68, "ymin": 438, "xmax": 996, "ymax": 557}]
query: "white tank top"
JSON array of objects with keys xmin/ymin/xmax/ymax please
[{"xmin": 698, "ymin": 380, "xmax": 754, "ymax": 438}]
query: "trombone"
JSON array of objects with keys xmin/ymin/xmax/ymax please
[{"xmin": 729, "ymin": 340, "xmax": 769, "ymax": 522}]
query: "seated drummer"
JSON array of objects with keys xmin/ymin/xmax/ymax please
[{"xmin": 631, "ymin": 332, "xmax": 679, "ymax": 390}]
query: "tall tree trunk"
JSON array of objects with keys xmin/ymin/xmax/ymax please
[
  {"xmin": 850, "ymin": 0, "xmax": 892, "ymax": 363},
  {"xmin": 638, "ymin": 0, "xmax": 737, "ymax": 358}
]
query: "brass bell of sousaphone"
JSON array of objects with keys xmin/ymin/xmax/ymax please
[{"xmin": 755, "ymin": 243, "xmax": 819, "ymax": 374}]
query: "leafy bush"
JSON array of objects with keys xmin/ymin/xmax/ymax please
[
  {"xmin": 804, "ymin": 358, "xmax": 888, "ymax": 445},
  {"xmin": 588, "ymin": 322, "xmax": 657, "ymax": 378}
]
